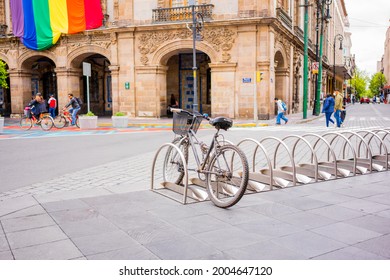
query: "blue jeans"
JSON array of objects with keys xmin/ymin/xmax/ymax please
[
  {"xmin": 334, "ymin": 110, "xmax": 342, "ymax": 127},
  {"xmin": 49, "ymin": 108, "xmax": 56, "ymax": 119},
  {"xmin": 276, "ymin": 112, "xmax": 288, "ymax": 124},
  {"xmin": 325, "ymin": 112, "xmax": 334, "ymax": 127},
  {"xmin": 69, "ymin": 107, "xmax": 80, "ymax": 125}
]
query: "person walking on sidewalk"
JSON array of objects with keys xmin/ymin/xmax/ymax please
[
  {"xmin": 274, "ymin": 97, "xmax": 288, "ymax": 125},
  {"xmin": 334, "ymin": 90, "xmax": 343, "ymax": 128},
  {"xmin": 63, "ymin": 93, "xmax": 81, "ymax": 126},
  {"xmin": 48, "ymin": 94, "xmax": 57, "ymax": 119},
  {"xmin": 322, "ymin": 93, "xmax": 335, "ymax": 127}
]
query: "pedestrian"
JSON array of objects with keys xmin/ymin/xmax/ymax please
[
  {"xmin": 63, "ymin": 93, "xmax": 81, "ymax": 126},
  {"xmin": 48, "ymin": 94, "xmax": 57, "ymax": 119},
  {"xmin": 340, "ymin": 105, "xmax": 346, "ymax": 126},
  {"xmin": 321, "ymin": 93, "xmax": 335, "ymax": 127},
  {"xmin": 333, "ymin": 90, "xmax": 343, "ymax": 128},
  {"xmin": 352, "ymin": 95, "xmax": 356, "ymax": 105},
  {"xmin": 274, "ymin": 97, "xmax": 288, "ymax": 125}
]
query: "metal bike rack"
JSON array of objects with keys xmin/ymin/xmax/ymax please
[
  {"xmin": 151, "ymin": 142, "xmax": 208, "ymax": 205},
  {"xmin": 356, "ymin": 129, "xmax": 389, "ymax": 171},
  {"xmin": 301, "ymin": 133, "xmax": 337, "ymax": 180},
  {"xmin": 276, "ymin": 135, "xmax": 319, "ymax": 183},
  {"xmin": 236, "ymin": 138, "xmax": 274, "ymax": 191}
]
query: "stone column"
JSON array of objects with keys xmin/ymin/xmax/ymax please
[
  {"xmin": 8, "ymin": 69, "xmax": 32, "ymax": 115},
  {"xmin": 135, "ymin": 65, "xmax": 168, "ymax": 117},
  {"xmin": 55, "ymin": 67, "xmax": 82, "ymax": 110},
  {"xmin": 108, "ymin": 65, "xmax": 120, "ymax": 114},
  {"xmin": 209, "ymin": 63, "xmax": 237, "ymax": 118}
]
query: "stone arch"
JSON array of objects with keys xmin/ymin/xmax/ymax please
[
  {"xmin": 18, "ymin": 51, "xmax": 57, "ymax": 69},
  {"xmin": 274, "ymin": 45, "xmax": 289, "ymax": 115},
  {"xmin": 0, "ymin": 53, "xmax": 9, "ymax": 65},
  {"xmin": 67, "ymin": 45, "xmax": 111, "ymax": 69},
  {"xmin": 151, "ymin": 39, "xmax": 218, "ymax": 66}
]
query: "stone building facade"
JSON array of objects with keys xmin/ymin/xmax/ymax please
[{"xmin": 0, "ymin": 0, "xmax": 351, "ymax": 119}]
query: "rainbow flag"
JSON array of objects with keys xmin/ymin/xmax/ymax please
[{"xmin": 11, "ymin": 0, "xmax": 103, "ymax": 51}]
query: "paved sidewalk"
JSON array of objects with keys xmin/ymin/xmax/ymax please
[{"xmin": 1, "ymin": 170, "xmax": 389, "ymax": 260}]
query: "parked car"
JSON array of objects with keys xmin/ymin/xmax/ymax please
[{"xmin": 360, "ymin": 97, "xmax": 370, "ymax": 104}]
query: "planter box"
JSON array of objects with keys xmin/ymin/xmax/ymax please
[
  {"xmin": 0, "ymin": 117, "xmax": 4, "ymax": 133},
  {"xmin": 79, "ymin": 116, "xmax": 98, "ymax": 129},
  {"xmin": 112, "ymin": 116, "xmax": 129, "ymax": 128}
]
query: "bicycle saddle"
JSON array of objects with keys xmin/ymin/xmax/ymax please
[{"xmin": 210, "ymin": 116, "xmax": 233, "ymax": 130}]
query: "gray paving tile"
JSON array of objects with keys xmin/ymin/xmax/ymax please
[
  {"xmin": 0, "ymin": 250, "xmax": 13, "ymax": 260},
  {"xmin": 12, "ymin": 239, "xmax": 83, "ymax": 260},
  {"xmin": 278, "ymin": 196, "xmax": 331, "ymax": 211},
  {"xmin": 353, "ymin": 234, "xmax": 390, "ymax": 258},
  {"xmin": 0, "ymin": 205, "xmax": 47, "ymax": 220},
  {"xmin": 7, "ymin": 225, "xmax": 68, "ymax": 250},
  {"xmin": 207, "ymin": 208, "xmax": 269, "ymax": 225},
  {"xmin": 145, "ymin": 235, "xmax": 222, "ymax": 260},
  {"xmin": 236, "ymin": 219, "xmax": 303, "ymax": 239},
  {"xmin": 338, "ymin": 198, "xmax": 389, "ymax": 214},
  {"xmin": 306, "ymin": 192, "xmax": 355, "ymax": 204},
  {"xmin": 57, "ymin": 216, "xmax": 119, "ymax": 238},
  {"xmin": 224, "ymin": 240, "xmax": 307, "ymax": 260},
  {"xmin": 365, "ymin": 193, "xmax": 390, "ymax": 206},
  {"xmin": 333, "ymin": 187, "xmax": 379, "ymax": 198},
  {"xmin": 147, "ymin": 204, "xmax": 205, "ymax": 223},
  {"xmin": 313, "ymin": 246, "xmax": 386, "ymax": 260},
  {"xmin": 1, "ymin": 214, "xmax": 56, "ymax": 233},
  {"xmin": 168, "ymin": 214, "xmax": 232, "ymax": 234},
  {"xmin": 305, "ymin": 181, "xmax": 351, "ymax": 192},
  {"xmin": 49, "ymin": 207, "xmax": 101, "ymax": 224},
  {"xmin": 87, "ymin": 247, "xmax": 159, "ymax": 260},
  {"xmin": 311, "ymin": 222, "xmax": 382, "ymax": 245},
  {"xmin": 271, "ymin": 231, "xmax": 346, "ymax": 259},
  {"xmin": 246, "ymin": 201, "xmax": 302, "ymax": 217},
  {"xmin": 0, "ymin": 196, "xmax": 38, "ymax": 217},
  {"xmin": 194, "ymin": 227, "xmax": 263, "ymax": 251},
  {"xmin": 375, "ymin": 209, "xmax": 390, "ymax": 219},
  {"xmin": 275, "ymin": 211, "xmax": 337, "ymax": 229},
  {"xmin": 344, "ymin": 215, "xmax": 390, "ymax": 235},
  {"xmin": 0, "ymin": 234, "xmax": 10, "ymax": 252},
  {"xmin": 72, "ymin": 230, "xmax": 140, "ymax": 256},
  {"xmin": 308, "ymin": 205, "xmax": 367, "ymax": 221},
  {"xmin": 252, "ymin": 189, "xmax": 302, "ymax": 202},
  {"xmin": 41, "ymin": 199, "xmax": 90, "ymax": 213}
]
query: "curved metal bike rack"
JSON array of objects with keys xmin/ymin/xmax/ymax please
[
  {"xmin": 237, "ymin": 138, "xmax": 274, "ymax": 191},
  {"xmin": 356, "ymin": 130, "xmax": 389, "ymax": 171}
]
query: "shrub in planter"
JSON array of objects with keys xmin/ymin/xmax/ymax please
[
  {"xmin": 112, "ymin": 112, "xmax": 128, "ymax": 128},
  {"xmin": 79, "ymin": 111, "xmax": 98, "ymax": 129}
]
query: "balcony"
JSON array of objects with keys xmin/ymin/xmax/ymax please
[
  {"xmin": 152, "ymin": 4, "xmax": 214, "ymax": 23},
  {"xmin": 276, "ymin": 8, "xmax": 292, "ymax": 29}
]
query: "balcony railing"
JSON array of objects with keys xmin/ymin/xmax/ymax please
[
  {"xmin": 276, "ymin": 8, "xmax": 292, "ymax": 29},
  {"xmin": 294, "ymin": 26, "xmax": 304, "ymax": 41},
  {"xmin": 152, "ymin": 4, "xmax": 214, "ymax": 23}
]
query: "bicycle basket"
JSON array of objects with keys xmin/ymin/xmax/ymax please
[{"xmin": 173, "ymin": 111, "xmax": 203, "ymax": 135}]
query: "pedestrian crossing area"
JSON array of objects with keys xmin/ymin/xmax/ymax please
[{"xmin": 316, "ymin": 116, "xmax": 390, "ymax": 122}]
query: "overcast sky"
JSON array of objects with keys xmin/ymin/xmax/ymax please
[{"xmin": 344, "ymin": 0, "xmax": 389, "ymax": 76}]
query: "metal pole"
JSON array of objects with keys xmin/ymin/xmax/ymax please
[
  {"xmin": 191, "ymin": 5, "xmax": 198, "ymax": 113},
  {"xmin": 333, "ymin": 38, "xmax": 336, "ymax": 91},
  {"xmin": 303, "ymin": 0, "xmax": 309, "ymax": 119},
  {"xmin": 313, "ymin": 0, "xmax": 321, "ymax": 115},
  {"xmin": 254, "ymin": 71, "xmax": 258, "ymax": 123},
  {"xmin": 86, "ymin": 76, "xmax": 90, "ymax": 112},
  {"xmin": 315, "ymin": 3, "xmax": 325, "ymax": 116}
]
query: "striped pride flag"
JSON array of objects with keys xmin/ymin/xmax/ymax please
[{"xmin": 11, "ymin": 0, "xmax": 103, "ymax": 51}]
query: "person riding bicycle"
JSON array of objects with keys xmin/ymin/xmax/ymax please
[
  {"xmin": 27, "ymin": 93, "xmax": 45, "ymax": 123},
  {"xmin": 63, "ymin": 93, "xmax": 81, "ymax": 126}
]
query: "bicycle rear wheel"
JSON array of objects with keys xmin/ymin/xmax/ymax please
[
  {"xmin": 53, "ymin": 116, "xmax": 67, "ymax": 128},
  {"xmin": 163, "ymin": 137, "xmax": 189, "ymax": 185},
  {"xmin": 40, "ymin": 116, "xmax": 54, "ymax": 131},
  {"xmin": 76, "ymin": 116, "xmax": 80, "ymax": 128},
  {"xmin": 20, "ymin": 117, "xmax": 32, "ymax": 130},
  {"xmin": 206, "ymin": 144, "xmax": 249, "ymax": 208}
]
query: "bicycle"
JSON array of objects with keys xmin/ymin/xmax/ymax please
[
  {"xmin": 20, "ymin": 108, "xmax": 54, "ymax": 131},
  {"xmin": 54, "ymin": 109, "xmax": 80, "ymax": 128},
  {"xmin": 164, "ymin": 108, "xmax": 249, "ymax": 208}
]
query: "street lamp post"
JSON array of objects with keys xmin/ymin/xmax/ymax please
[{"xmin": 333, "ymin": 34, "xmax": 343, "ymax": 91}]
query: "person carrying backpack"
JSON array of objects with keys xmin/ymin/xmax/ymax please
[
  {"xmin": 63, "ymin": 93, "xmax": 81, "ymax": 126},
  {"xmin": 274, "ymin": 97, "xmax": 288, "ymax": 125}
]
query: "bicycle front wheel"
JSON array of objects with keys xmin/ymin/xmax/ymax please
[
  {"xmin": 53, "ymin": 116, "xmax": 67, "ymax": 128},
  {"xmin": 20, "ymin": 117, "xmax": 32, "ymax": 130},
  {"xmin": 163, "ymin": 137, "xmax": 189, "ymax": 185},
  {"xmin": 76, "ymin": 116, "xmax": 80, "ymax": 128},
  {"xmin": 206, "ymin": 144, "xmax": 249, "ymax": 208},
  {"xmin": 40, "ymin": 116, "xmax": 54, "ymax": 131}
]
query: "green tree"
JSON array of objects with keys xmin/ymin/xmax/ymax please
[
  {"xmin": 351, "ymin": 68, "xmax": 369, "ymax": 98},
  {"xmin": 369, "ymin": 72, "xmax": 387, "ymax": 96},
  {"xmin": 0, "ymin": 60, "xmax": 8, "ymax": 89}
]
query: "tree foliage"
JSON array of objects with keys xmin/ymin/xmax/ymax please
[
  {"xmin": 369, "ymin": 72, "xmax": 387, "ymax": 96},
  {"xmin": 351, "ymin": 68, "xmax": 369, "ymax": 98},
  {"xmin": 0, "ymin": 60, "xmax": 8, "ymax": 89}
]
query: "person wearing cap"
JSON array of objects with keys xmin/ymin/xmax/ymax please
[{"xmin": 48, "ymin": 94, "xmax": 57, "ymax": 118}]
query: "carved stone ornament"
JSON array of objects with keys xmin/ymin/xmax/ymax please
[
  {"xmin": 275, "ymin": 33, "xmax": 291, "ymax": 64},
  {"xmin": 138, "ymin": 27, "xmax": 236, "ymax": 65}
]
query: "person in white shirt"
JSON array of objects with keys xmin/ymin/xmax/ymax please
[
  {"xmin": 274, "ymin": 97, "xmax": 288, "ymax": 125},
  {"xmin": 48, "ymin": 94, "xmax": 57, "ymax": 118}
]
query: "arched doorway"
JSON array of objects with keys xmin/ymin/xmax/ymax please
[
  {"xmin": 166, "ymin": 51, "xmax": 211, "ymax": 115},
  {"xmin": 69, "ymin": 53, "xmax": 111, "ymax": 116},
  {"xmin": 274, "ymin": 50, "xmax": 288, "ymax": 115}
]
